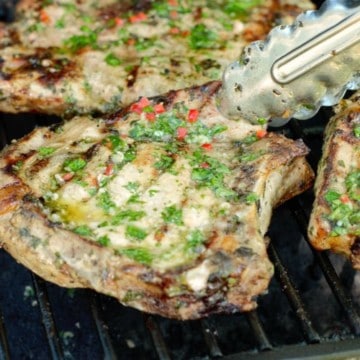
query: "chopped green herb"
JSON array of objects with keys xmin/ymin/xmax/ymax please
[
  {"xmin": 190, "ymin": 149, "xmax": 236, "ymax": 200},
  {"xmin": 74, "ymin": 225, "xmax": 93, "ymax": 237},
  {"xmin": 102, "ymin": 134, "xmax": 125, "ymax": 152},
  {"xmin": 185, "ymin": 230, "xmax": 205, "ymax": 253},
  {"xmin": 125, "ymin": 225, "xmax": 148, "ymax": 241},
  {"xmin": 189, "ymin": 24, "xmax": 218, "ymax": 50},
  {"xmin": 224, "ymin": 0, "xmax": 262, "ymax": 18},
  {"xmin": 239, "ymin": 151, "xmax": 263, "ymax": 162},
  {"xmin": 97, "ymin": 235, "xmax": 110, "ymax": 247},
  {"xmin": 118, "ymin": 247, "xmax": 153, "ymax": 265},
  {"xmin": 257, "ymin": 117, "xmax": 267, "ymax": 125},
  {"xmin": 111, "ymin": 209, "xmax": 146, "ymax": 225},
  {"xmin": 38, "ymin": 146, "xmax": 56, "ymax": 158},
  {"xmin": 105, "ymin": 53, "xmax": 122, "ymax": 66},
  {"xmin": 97, "ymin": 191, "xmax": 116, "ymax": 213},
  {"xmin": 245, "ymin": 192, "xmax": 259, "ymax": 204},
  {"xmin": 64, "ymin": 31, "xmax": 98, "ymax": 52},
  {"xmin": 55, "ymin": 18, "xmax": 65, "ymax": 29},
  {"xmin": 63, "ymin": 157, "xmax": 87, "ymax": 172},
  {"xmin": 161, "ymin": 205, "xmax": 183, "ymax": 225},
  {"xmin": 354, "ymin": 125, "xmax": 360, "ymax": 138},
  {"xmin": 124, "ymin": 181, "xmax": 140, "ymax": 193},
  {"xmin": 12, "ymin": 160, "xmax": 24, "ymax": 172},
  {"xmin": 154, "ymin": 154, "xmax": 175, "ymax": 171}
]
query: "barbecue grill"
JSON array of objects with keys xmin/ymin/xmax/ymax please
[{"xmin": 2, "ymin": 1, "xmax": 360, "ymax": 359}]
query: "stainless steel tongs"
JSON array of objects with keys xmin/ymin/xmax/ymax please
[{"xmin": 217, "ymin": 0, "xmax": 360, "ymax": 126}]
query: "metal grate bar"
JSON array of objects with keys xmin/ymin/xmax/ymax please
[
  {"xmin": 268, "ymin": 243, "xmax": 321, "ymax": 343},
  {"xmin": 0, "ymin": 310, "xmax": 10, "ymax": 360},
  {"xmin": 290, "ymin": 200, "xmax": 360, "ymax": 335},
  {"xmin": 0, "ymin": 122, "xmax": 7, "ymax": 149},
  {"xmin": 90, "ymin": 295, "xmax": 117, "ymax": 360},
  {"xmin": 246, "ymin": 311, "xmax": 272, "ymax": 351},
  {"xmin": 31, "ymin": 275, "xmax": 64, "ymax": 360},
  {"xmin": 200, "ymin": 319, "xmax": 223, "ymax": 358},
  {"xmin": 144, "ymin": 315, "xmax": 172, "ymax": 360}
]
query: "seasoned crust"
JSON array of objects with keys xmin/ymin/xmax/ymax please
[
  {"xmin": 308, "ymin": 93, "xmax": 360, "ymax": 268},
  {"xmin": 0, "ymin": 82, "xmax": 314, "ymax": 319}
]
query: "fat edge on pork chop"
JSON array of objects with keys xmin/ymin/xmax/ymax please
[
  {"xmin": 0, "ymin": 0, "xmax": 314, "ymax": 116},
  {"xmin": 308, "ymin": 92, "xmax": 360, "ymax": 268},
  {"xmin": 0, "ymin": 81, "xmax": 314, "ymax": 319}
]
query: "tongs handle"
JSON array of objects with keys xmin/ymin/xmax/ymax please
[{"xmin": 272, "ymin": 9, "xmax": 360, "ymax": 84}]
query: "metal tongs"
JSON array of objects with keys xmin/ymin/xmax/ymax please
[{"xmin": 217, "ymin": 0, "xmax": 360, "ymax": 126}]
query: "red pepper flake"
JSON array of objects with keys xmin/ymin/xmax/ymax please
[
  {"xmin": 177, "ymin": 127, "xmax": 188, "ymax": 140},
  {"xmin": 170, "ymin": 10, "xmax": 178, "ymax": 19},
  {"xmin": 104, "ymin": 164, "xmax": 114, "ymax": 176},
  {"xmin": 114, "ymin": 17, "xmax": 124, "ymax": 26},
  {"xmin": 40, "ymin": 10, "xmax": 51, "ymax": 24},
  {"xmin": 126, "ymin": 38, "xmax": 136, "ymax": 46},
  {"xmin": 340, "ymin": 194, "xmax": 351, "ymax": 204},
  {"xmin": 146, "ymin": 112, "xmax": 156, "ymax": 121},
  {"xmin": 188, "ymin": 109, "xmax": 199, "ymax": 123},
  {"xmin": 181, "ymin": 30, "xmax": 190, "ymax": 37},
  {"xmin": 130, "ymin": 97, "xmax": 150, "ymax": 114},
  {"xmin": 256, "ymin": 129, "xmax": 267, "ymax": 139},
  {"xmin": 200, "ymin": 162, "xmax": 210, "ymax": 168},
  {"xmin": 201, "ymin": 143, "xmax": 212, "ymax": 151},
  {"xmin": 168, "ymin": 0, "xmax": 178, "ymax": 5},
  {"xmin": 129, "ymin": 12, "xmax": 147, "ymax": 23},
  {"xmin": 62, "ymin": 173, "xmax": 74, "ymax": 181},
  {"xmin": 154, "ymin": 103, "xmax": 165, "ymax": 114},
  {"xmin": 169, "ymin": 27, "xmax": 180, "ymax": 35}
]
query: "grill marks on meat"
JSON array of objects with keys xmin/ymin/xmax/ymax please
[
  {"xmin": 308, "ymin": 93, "xmax": 360, "ymax": 268},
  {"xmin": 0, "ymin": 82, "xmax": 314, "ymax": 319},
  {"xmin": 0, "ymin": 0, "xmax": 314, "ymax": 116}
]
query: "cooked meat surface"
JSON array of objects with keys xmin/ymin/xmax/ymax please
[
  {"xmin": 0, "ymin": 0, "xmax": 314, "ymax": 115},
  {"xmin": 0, "ymin": 82, "xmax": 314, "ymax": 319},
  {"xmin": 308, "ymin": 93, "xmax": 360, "ymax": 268}
]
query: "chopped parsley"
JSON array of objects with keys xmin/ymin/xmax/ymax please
[
  {"xmin": 111, "ymin": 209, "xmax": 146, "ymax": 225},
  {"xmin": 38, "ymin": 146, "xmax": 56, "ymax": 158},
  {"xmin": 245, "ymin": 192, "xmax": 259, "ymax": 204},
  {"xmin": 104, "ymin": 53, "xmax": 122, "ymax": 66},
  {"xmin": 190, "ymin": 149, "xmax": 237, "ymax": 200},
  {"xmin": 118, "ymin": 247, "xmax": 153, "ymax": 265},
  {"xmin": 161, "ymin": 205, "xmax": 183, "ymax": 225},
  {"xmin": 189, "ymin": 24, "xmax": 218, "ymax": 50},
  {"xmin": 74, "ymin": 225, "xmax": 93, "ymax": 237},
  {"xmin": 154, "ymin": 154, "xmax": 175, "ymax": 171},
  {"xmin": 97, "ymin": 235, "xmax": 110, "ymax": 247},
  {"xmin": 64, "ymin": 29, "xmax": 98, "ymax": 52},
  {"xmin": 125, "ymin": 225, "xmax": 148, "ymax": 241},
  {"xmin": 63, "ymin": 157, "xmax": 87, "ymax": 172},
  {"xmin": 103, "ymin": 134, "xmax": 126, "ymax": 151},
  {"xmin": 123, "ymin": 181, "xmax": 140, "ymax": 193},
  {"xmin": 185, "ymin": 230, "xmax": 205, "ymax": 254},
  {"xmin": 325, "ymin": 170, "xmax": 360, "ymax": 236},
  {"xmin": 224, "ymin": 0, "xmax": 263, "ymax": 18},
  {"xmin": 97, "ymin": 191, "xmax": 116, "ymax": 213},
  {"xmin": 354, "ymin": 125, "xmax": 360, "ymax": 138}
]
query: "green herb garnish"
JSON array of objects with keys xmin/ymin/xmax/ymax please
[{"xmin": 125, "ymin": 225, "xmax": 148, "ymax": 241}]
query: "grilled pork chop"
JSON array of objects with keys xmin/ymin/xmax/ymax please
[
  {"xmin": 0, "ymin": 82, "xmax": 314, "ymax": 319},
  {"xmin": 0, "ymin": 0, "xmax": 314, "ymax": 115},
  {"xmin": 308, "ymin": 93, "xmax": 360, "ymax": 268}
]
